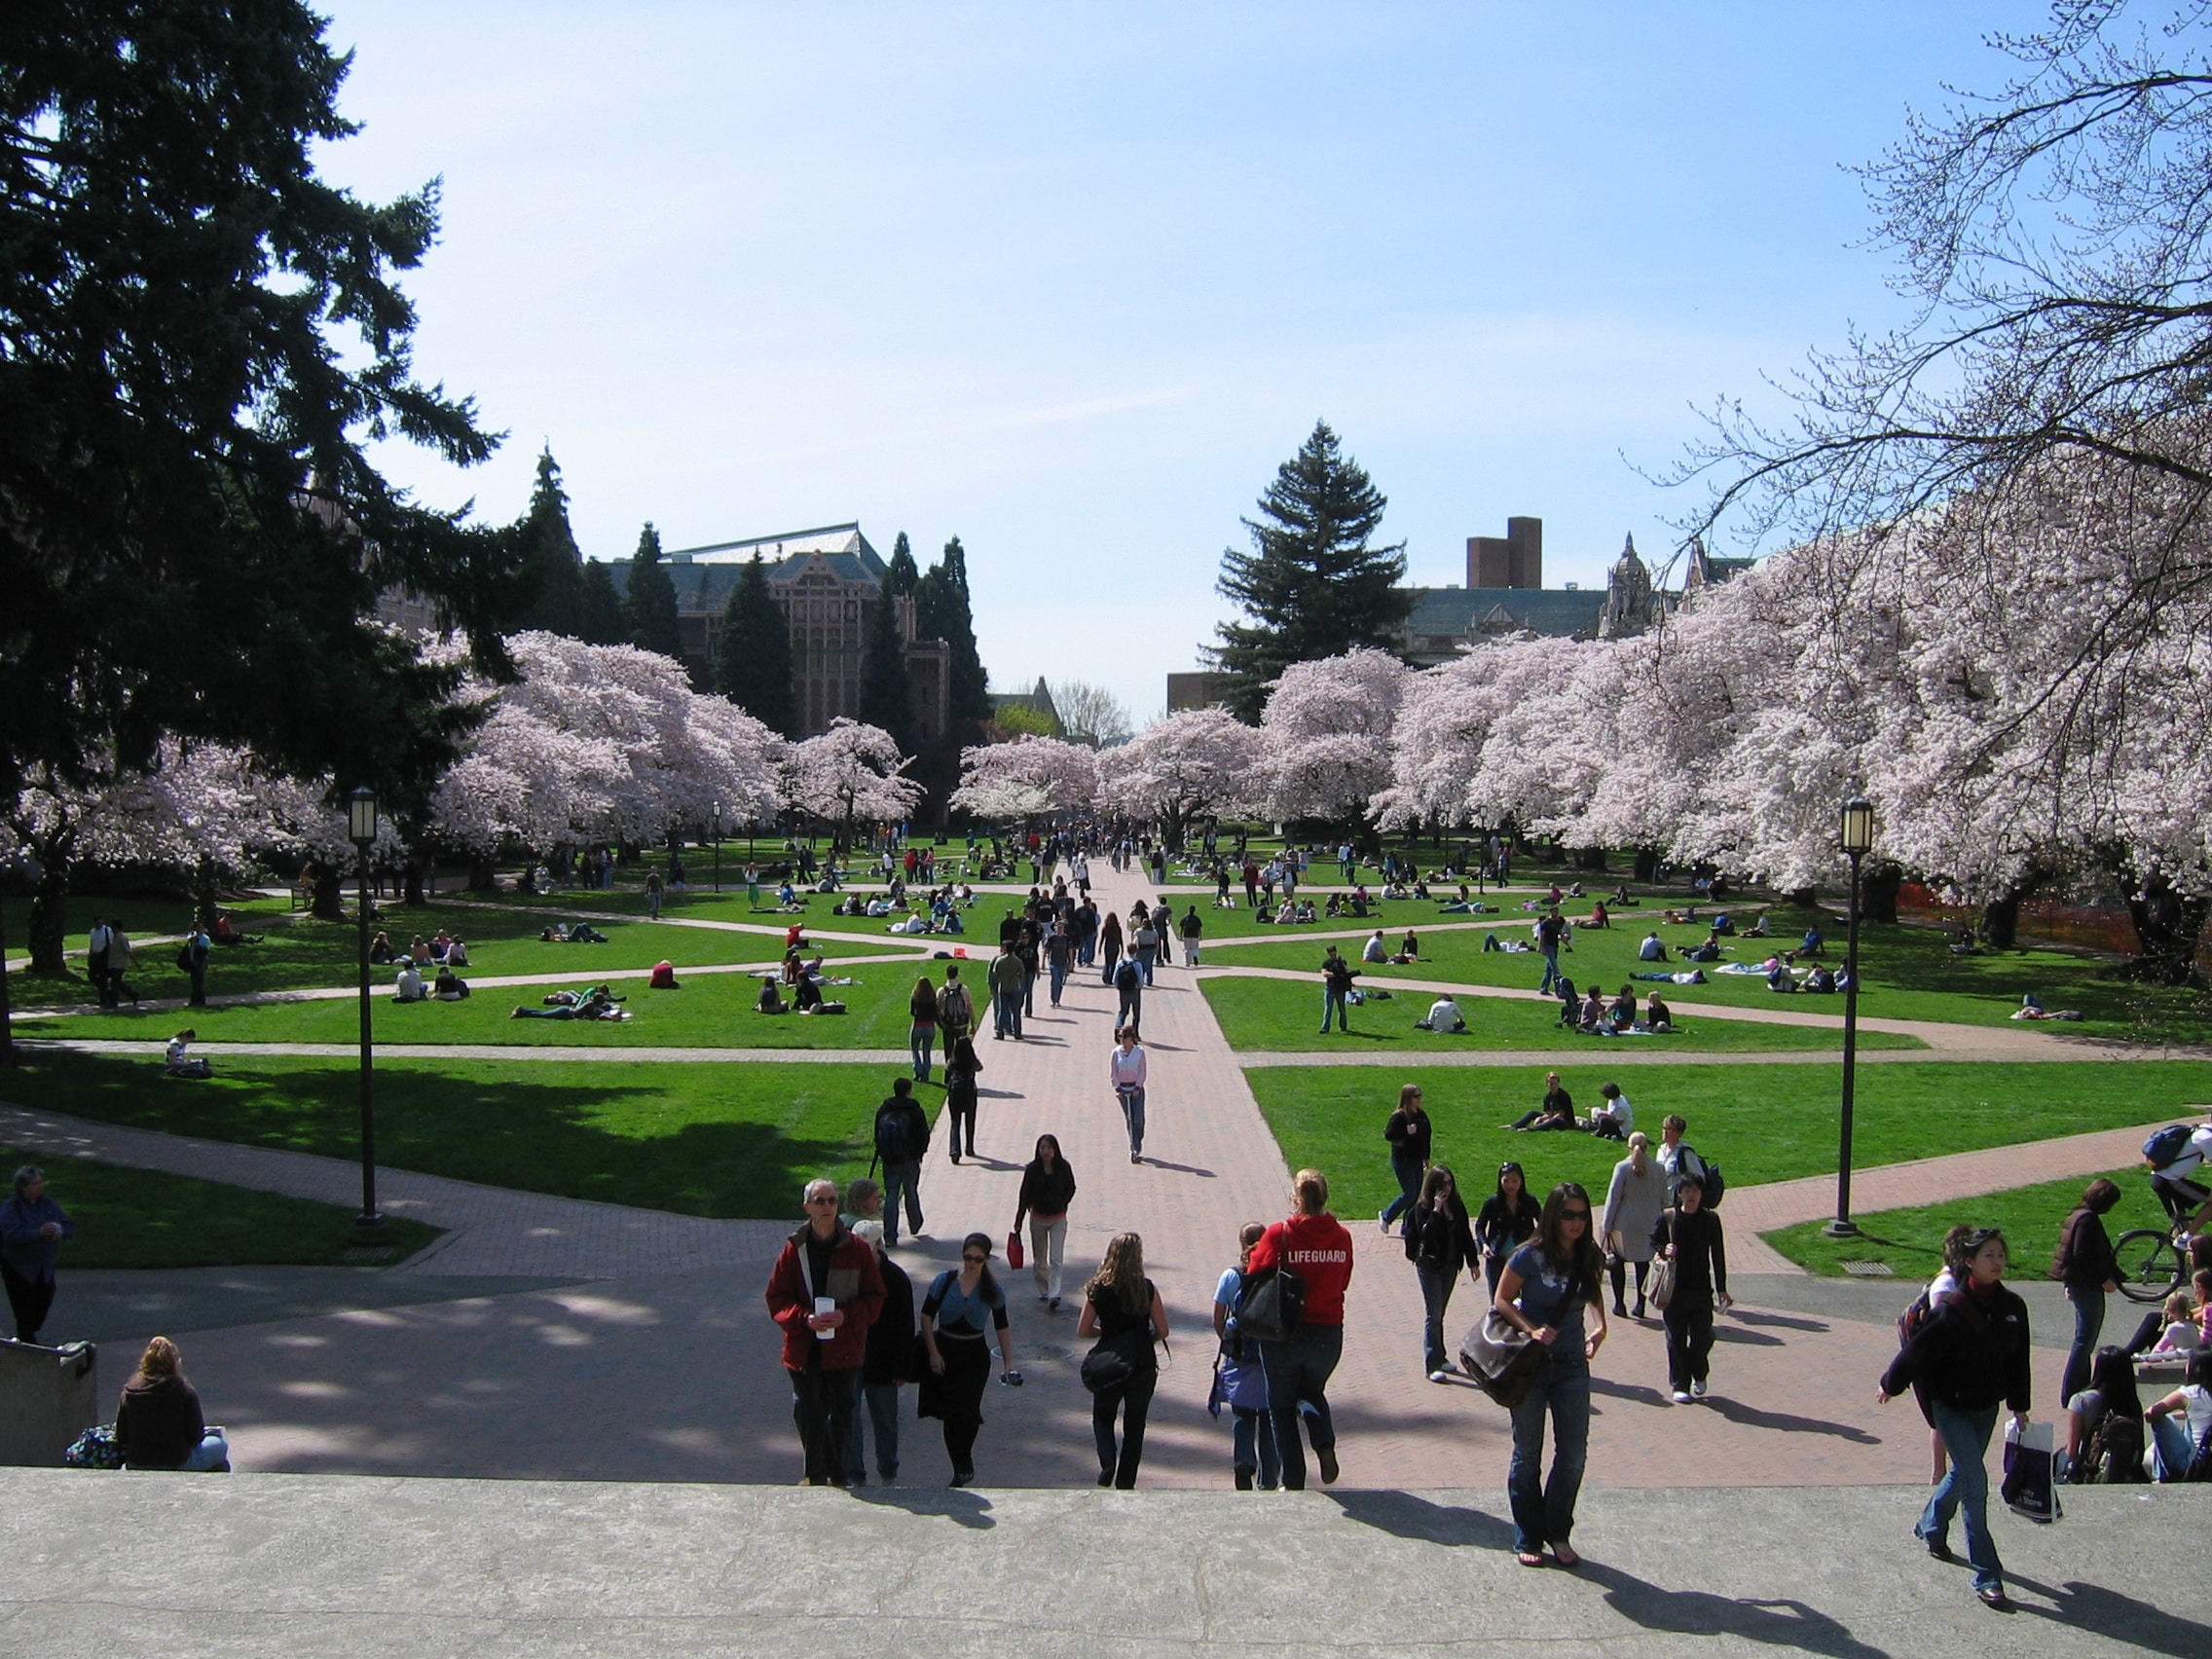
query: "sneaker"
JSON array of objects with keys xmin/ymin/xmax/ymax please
[
  {"xmin": 1380, "ymin": 1207, "xmax": 1393, "ymax": 1231},
  {"xmin": 1428, "ymin": 1370, "xmax": 1452, "ymax": 1383},
  {"xmin": 1671, "ymin": 1389, "xmax": 1692, "ymax": 1404},
  {"xmin": 1689, "ymin": 1380, "xmax": 1707, "ymax": 1399},
  {"xmin": 1976, "ymin": 1587, "xmax": 2008, "ymax": 1610},
  {"xmin": 1131, "ymin": 1152, "xmax": 1141, "ymax": 1163}
]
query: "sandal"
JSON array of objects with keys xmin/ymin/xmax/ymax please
[{"xmin": 1515, "ymin": 1551, "xmax": 1546, "ymax": 1568}]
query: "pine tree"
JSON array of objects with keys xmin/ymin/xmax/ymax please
[
  {"xmin": 624, "ymin": 522, "xmax": 683, "ymax": 662},
  {"xmin": 916, "ymin": 535, "xmax": 991, "ymax": 721},
  {"xmin": 859, "ymin": 578, "xmax": 914, "ymax": 749},
  {"xmin": 514, "ymin": 446, "xmax": 584, "ymax": 635},
  {"xmin": 1211, "ymin": 420, "xmax": 1411, "ymax": 721},
  {"xmin": 716, "ymin": 553, "xmax": 798, "ymax": 737},
  {"xmin": 886, "ymin": 531, "xmax": 921, "ymax": 597},
  {"xmin": 577, "ymin": 560, "xmax": 627, "ymax": 645}
]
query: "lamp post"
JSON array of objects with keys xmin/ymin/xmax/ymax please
[
  {"xmin": 1825, "ymin": 795, "xmax": 1876, "ymax": 1238},
  {"xmin": 1475, "ymin": 826, "xmax": 1488, "ymax": 897},
  {"xmin": 347, "ymin": 788, "xmax": 385, "ymax": 1240},
  {"xmin": 712, "ymin": 801, "xmax": 722, "ymax": 894}
]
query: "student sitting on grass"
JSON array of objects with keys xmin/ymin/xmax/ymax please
[
  {"xmin": 756, "ymin": 977, "xmax": 789, "ymax": 1014},
  {"xmin": 1804, "ymin": 965, "xmax": 1837, "ymax": 993},
  {"xmin": 1577, "ymin": 984, "xmax": 1607, "ymax": 1032},
  {"xmin": 1764, "ymin": 960, "xmax": 1797, "ymax": 993},
  {"xmin": 1639, "ymin": 930, "xmax": 1669, "ymax": 962},
  {"xmin": 649, "ymin": 960, "xmax": 681, "ymax": 990},
  {"xmin": 393, "ymin": 963, "xmax": 427, "ymax": 1003},
  {"xmin": 1644, "ymin": 991, "xmax": 1674, "ymax": 1033},
  {"xmin": 1606, "ymin": 985, "xmax": 1637, "ymax": 1032},
  {"xmin": 432, "ymin": 967, "xmax": 470, "ymax": 1001},
  {"xmin": 164, "ymin": 1030, "xmax": 212, "ymax": 1079},
  {"xmin": 1414, "ymin": 994, "xmax": 1467, "ymax": 1034}
]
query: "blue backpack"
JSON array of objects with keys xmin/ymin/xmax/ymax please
[{"xmin": 2145, "ymin": 1124, "xmax": 2194, "ymax": 1169}]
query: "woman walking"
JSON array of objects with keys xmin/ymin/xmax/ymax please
[
  {"xmin": 1014, "ymin": 1134, "xmax": 1077, "ymax": 1312},
  {"xmin": 2052, "ymin": 1178, "xmax": 2122, "ymax": 1406},
  {"xmin": 1651, "ymin": 1169, "xmax": 1730, "ymax": 1402},
  {"xmin": 1247, "ymin": 1169, "xmax": 1354, "ymax": 1490},
  {"xmin": 1876, "ymin": 1227, "xmax": 2032, "ymax": 1610},
  {"xmin": 1405, "ymin": 1164, "xmax": 1478, "ymax": 1382},
  {"xmin": 1211, "ymin": 1222, "xmax": 1279, "ymax": 1490},
  {"xmin": 918, "ymin": 1233, "xmax": 1019, "ymax": 1487},
  {"xmin": 1380, "ymin": 1084, "xmax": 1432, "ymax": 1237},
  {"xmin": 1077, "ymin": 1233, "xmax": 1170, "ymax": 1488},
  {"xmin": 943, "ymin": 1034, "xmax": 983, "ymax": 1162},
  {"xmin": 1475, "ymin": 1162, "xmax": 1542, "ymax": 1298},
  {"xmin": 1110, "ymin": 1026, "xmax": 1149, "ymax": 1163},
  {"xmin": 907, "ymin": 974, "xmax": 940, "ymax": 1084},
  {"xmin": 1493, "ymin": 1182, "xmax": 1608, "ymax": 1567},
  {"xmin": 1098, "ymin": 910, "xmax": 1124, "ymax": 984},
  {"xmin": 1600, "ymin": 1132, "xmax": 1666, "ymax": 1319}
]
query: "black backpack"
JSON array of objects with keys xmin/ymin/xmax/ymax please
[
  {"xmin": 2073, "ymin": 1413, "xmax": 2148, "ymax": 1485},
  {"xmin": 875, "ymin": 1104, "xmax": 918, "ymax": 1162},
  {"xmin": 1234, "ymin": 1263, "xmax": 1307, "ymax": 1343}
]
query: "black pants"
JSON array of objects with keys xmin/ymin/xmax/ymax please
[
  {"xmin": 947, "ymin": 1098, "xmax": 977, "ymax": 1158},
  {"xmin": 938, "ymin": 1336, "xmax": 991, "ymax": 1477},
  {"xmin": 789, "ymin": 1359, "xmax": 857, "ymax": 1485},
  {"xmin": 1663, "ymin": 1304, "xmax": 1714, "ymax": 1391},
  {"xmin": 1609, "ymin": 1258, "xmax": 1649, "ymax": 1309},
  {"xmin": 1092, "ymin": 1366, "xmax": 1158, "ymax": 1488},
  {"xmin": 2, "ymin": 1263, "xmax": 56, "ymax": 1345}
]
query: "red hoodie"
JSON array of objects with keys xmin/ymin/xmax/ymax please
[{"xmin": 1247, "ymin": 1212, "xmax": 1355, "ymax": 1325}]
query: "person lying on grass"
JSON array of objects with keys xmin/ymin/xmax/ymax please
[{"xmin": 510, "ymin": 985, "xmax": 628, "ymax": 1020}]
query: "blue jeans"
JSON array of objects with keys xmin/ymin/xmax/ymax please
[
  {"xmin": 1418, "ymin": 1264, "xmax": 1457, "ymax": 1375},
  {"xmin": 1234, "ymin": 1406, "xmax": 1280, "ymax": 1489},
  {"xmin": 1136, "ymin": 945, "xmax": 1156, "ymax": 985},
  {"xmin": 992, "ymin": 988, "xmax": 1022, "ymax": 1038},
  {"xmin": 1320, "ymin": 987, "xmax": 1347, "ymax": 1032},
  {"xmin": 909, "ymin": 1023, "xmax": 935, "ymax": 1082},
  {"xmin": 1101, "ymin": 949, "xmax": 1121, "ymax": 984},
  {"xmin": 2060, "ymin": 1286, "xmax": 2105, "ymax": 1406},
  {"xmin": 1920, "ymin": 1402, "xmax": 2004, "ymax": 1593},
  {"xmin": 2152, "ymin": 1413, "xmax": 2200, "ymax": 1479},
  {"xmin": 880, "ymin": 1160, "xmax": 923, "ymax": 1246},
  {"xmin": 1507, "ymin": 1355, "xmax": 1590, "ymax": 1553},
  {"xmin": 1117, "ymin": 986, "xmax": 1142, "ymax": 1033},
  {"xmin": 1117, "ymin": 1086, "xmax": 1147, "ymax": 1156},
  {"xmin": 1259, "ymin": 1323, "xmax": 1343, "ymax": 1490},
  {"xmin": 1382, "ymin": 1149, "xmax": 1423, "ymax": 1231},
  {"xmin": 1049, "ymin": 960, "xmax": 1069, "ymax": 1006},
  {"xmin": 1538, "ymin": 948, "xmax": 1562, "ymax": 994},
  {"xmin": 846, "ymin": 1378, "xmax": 900, "ymax": 1482}
]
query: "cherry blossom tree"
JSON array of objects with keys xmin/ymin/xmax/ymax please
[
  {"xmin": 787, "ymin": 718, "xmax": 924, "ymax": 850},
  {"xmin": 950, "ymin": 736, "xmax": 1098, "ymax": 823},
  {"xmin": 1094, "ymin": 709, "xmax": 1256, "ymax": 851},
  {"xmin": 1251, "ymin": 647, "xmax": 1410, "ymax": 831}
]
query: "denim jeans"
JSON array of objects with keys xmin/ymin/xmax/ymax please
[
  {"xmin": 1117, "ymin": 986, "xmax": 1142, "ymax": 1033},
  {"xmin": 879, "ymin": 1160, "xmax": 923, "ymax": 1246},
  {"xmin": 1136, "ymin": 945, "xmax": 1157, "ymax": 985},
  {"xmin": 1538, "ymin": 948, "xmax": 1562, "ymax": 994},
  {"xmin": 1259, "ymin": 1323, "xmax": 1343, "ymax": 1490},
  {"xmin": 1507, "ymin": 1354, "xmax": 1591, "ymax": 1553},
  {"xmin": 1049, "ymin": 960, "xmax": 1069, "ymax": 1006},
  {"xmin": 909, "ymin": 1023, "xmax": 935, "ymax": 1082},
  {"xmin": 1418, "ymin": 1264, "xmax": 1456, "ymax": 1375},
  {"xmin": 1919, "ymin": 1401, "xmax": 2004, "ymax": 1592},
  {"xmin": 1382, "ymin": 1149, "xmax": 1423, "ymax": 1231},
  {"xmin": 177, "ymin": 1428, "xmax": 231, "ymax": 1472},
  {"xmin": 2060, "ymin": 1286, "xmax": 2105, "ymax": 1406},
  {"xmin": 1117, "ymin": 1087, "xmax": 1147, "ymax": 1156},
  {"xmin": 1093, "ymin": 1366, "xmax": 1158, "ymax": 1487},
  {"xmin": 1320, "ymin": 987, "xmax": 1347, "ymax": 1033},
  {"xmin": 1101, "ymin": 948, "xmax": 1121, "ymax": 984},
  {"xmin": 2152, "ymin": 1412, "xmax": 2200, "ymax": 1479},
  {"xmin": 846, "ymin": 1377, "xmax": 900, "ymax": 1482},
  {"xmin": 992, "ymin": 989, "xmax": 1022, "ymax": 1038}
]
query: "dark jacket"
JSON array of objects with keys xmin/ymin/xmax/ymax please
[
  {"xmin": 1650, "ymin": 1205, "xmax": 1728, "ymax": 1311},
  {"xmin": 873, "ymin": 1096, "xmax": 931, "ymax": 1164},
  {"xmin": 1383, "ymin": 1107, "xmax": 1433, "ymax": 1164},
  {"xmin": 0, "ymin": 1194, "xmax": 72, "ymax": 1282},
  {"xmin": 861, "ymin": 1256, "xmax": 915, "ymax": 1386},
  {"xmin": 764, "ymin": 1221, "xmax": 886, "ymax": 1371},
  {"xmin": 1405, "ymin": 1198, "xmax": 1475, "ymax": 1274},
  {"xmin": 1474, "ymin": 1192, "xmax": 1542, "ymax": 1259},
  {"xmin": 115, "ymin": 1373, "xmax": 205, "ymax": 1469},
  {"xmin": 908, "ymin": 984, "xmax": 940, "ymax": 1024},
  {"xmin": 1015, "ymin": 1157, "xmax": 1078, "ymax": 1223},
  {"xmin": 2051, "ymin": 1205, "xmax": 2118, "ymax": 1289},
  {"xmin": 1880, "ymin": 1279, "xmax": 2033, "ymax": 1414},
  {"xmin": 943, "ymin": 1040, "xmax": 981, "ymax": 1110},
  {"xmin": 1321, "ymin": 954, "xmax": 1356, "ymax": 992}
]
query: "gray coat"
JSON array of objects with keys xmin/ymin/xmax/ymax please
[{"xmin": 1602, "ymin": 1158, "xmax": 1667, "ymax": 1264}]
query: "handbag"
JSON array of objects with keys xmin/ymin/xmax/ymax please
[
  {"xmin": 1007, "ymin": 1230, "xmax": 1025, "ymax": 1271},
  {"xmin": 1081, "ymin": 1325, "xmax": 1151, "ymax": 1394},
  {"xmin": 1647, "ymin": 1214, "xmax": 1677, "ymax": 1312},
  {"xmin": 1458, "ymin": 1309, "xmax": 1545, "ymax": 1409},
  {"xmin": 2001, "ymin": 1419, "xmax": 2062, "ymax": 1523}
]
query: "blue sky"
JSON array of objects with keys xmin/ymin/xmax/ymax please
[{"xmin": 323, "ymin": 1, "xmax": 2035, "ymax": 719}]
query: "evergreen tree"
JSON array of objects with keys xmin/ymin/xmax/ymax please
[
  {"xmin": 859, "ymin": 577, "xmax": 914, "ymax": 749},
  {"xmin": 886, "ymin": 531, "xmax": 921, "ymax": 597},
  {"xmin": 513, "ymin": 446, "xmax": 584, "ymax": 635},
  {"xmin": 916, "ymin": 535, "xmax": 991, "ymax": 721},
  {"xmin": 577, "ymin": 560, "xmax": 627, "ymax": 645},
  {"xmin": 624, "ymin": 522, "xmax": 683, "ymax": 662},
  {"xmin": 1211, "ymin": 420, "xmax": 1411, "ymax": 722},
  {"xmin": 716, "ymin": 553, "xmax": 798, "ymax": 737}
]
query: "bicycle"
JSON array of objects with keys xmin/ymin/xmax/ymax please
[{"xmin": 2112, "ymin": 1174, "xmax": 2204, "ymax": 1304}]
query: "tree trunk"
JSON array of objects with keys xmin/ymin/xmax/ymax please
[
  {"xmin": 311, "ymin": 865, "xmax": 348, "ymax": 921},
  {"xmin": 403, "ymin": 857, "xmax": 427, "ymax": 907},
  {"xmin": 1633, "ymin": 848, "xmax": 1660, "ymax": 882},
  {"xmin": 1788, "ymin": 886, "xmax": 1818, "ymax": 909},
  {"xmin": 1577, "ymin": 845, "xmax": 1607, "ymax": 872},
  {"xmin": 192, "ymin": 856, "xmax": 221, "ymax": 928},
  {"xmin": 469, "ymin": 856, "xmax": 498, "ymax": 892},
  {"xmin": 0, "ymin": 901, "xmax": 17, "ymax": 1066},
  {"xmin": 1979, "ymin": 893, "xmax": 2021, "ymax": 951},
  {"xmin": 1862, "ymin": 864, "xmax": 1902, "ymax": 926},
  {"xmin": 2127, "ymin": 884, "xmax": 2210, "ymax": 985},
  {"xmin": 27, "ymin": 845, "xmax": 70, "ymax": 974}
]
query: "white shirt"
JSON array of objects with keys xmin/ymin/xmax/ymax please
[
  {"xmin": 2163, "ymin": 1124, "xmax": 2212, "ymax": 1182},
  {"xmin": 1594, "ymin": 1094, "xmax": 1634, "ymax": 1131},
  {"xmin": 1426, "ymin": 998, "xmax": 1463, "ymax": 1028},
  {"xmin": 1109, "ymin": 1045, "xmax": 1148, "ymax": 1090}
]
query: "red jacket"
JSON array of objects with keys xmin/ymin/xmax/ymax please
[
  {"xmin": 764, "ymin": 1223, "xmax": 886, "ymax": 1370},
  {"xmin": 1248, "ymin": 1213, "xmax": 1354, "ymax": 1325}
]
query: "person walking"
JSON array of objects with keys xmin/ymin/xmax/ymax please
[
  {"xmin": 114, "ymin": 1337, "xmax": 231, "ymax": 1471},
  {"xmin": 1112, "ymin": 952, "xmax": 1143, "ymax": 1040},
  {"xmin": 181, "ymin": 920, "xmax": 211, "ymax": 1007},
  {"xmin": 1876, "ymin": 1226, "xmax": 2033, "ymax": 1610},
  {"xmin": 1247, "ymin": 1169, "xmax": 1354, "ymax": 1490},
  {"xmin": 1098, "ymin": 910, "xmax": 1124, "ymax": 984},
  {"xmin": 1318, "ymin": 947, "xmax": 1355, "ymax": 1034},
  {"xmin": 1078, "ymin": 1233, "xmax": 1171, "ymax": 1488},
  {"xmin": 1406, "ymin": 1164, "xmax": 1478, "ymax": 1382},
  {"xmin": 845, "ymin": 1220, "xmax": 912, "ymax": 1487},
  {"xmin": 1493, "ymin": 1182, "xmax": 1608, "ymax": 1568},
  {"xmin": 85, "ymin": 916, "xmax": 113, "ymax": 1007},
  {"xmin": 763, "ymin": 1178, "xmax": 886, "ymax": 1487},
  {"xmin": 1475, "ymin": 1161, "xmax": 1543, "ymax": 1298},
  {"xmin": 1110, "ymin": 1026, "xmax": 1149, "ymax": 1163},
  {"xmin": 1380, "ymin": 1084, "xmax": 1432, "ymax": 1236},
  {"xmin": 1652, "ymin": 1114, "xmax": 1708, "ymax": 1202},
  {"xmin": 871, "ymin": 1080, "xmax": 930, "ymax": 1244},
  {"xmin": 1, "ymin": 1165, "xmax": 72, "ymax": 1345},
  {"xmin": 988, "ymin": 945, "xmax": 1025, "ymax": 1041},
  {"xmin": 1651, "ymin": 1169, "xmax": 1730, "ymax": 1402},
  {"xmin": 1014, "ymin": 1133, "xmax": 1077, "ymax": 1311},
  {"xmin": 1180, "ymin": 905, "xmax": 1203, "ymax": 967},
  {"xmin": 1045, "ymin": 924, "xmax": 1074, "ymax": 1009},
  {"xmin": 918, "ymin": 1234, "xmax": 1019, "ymax": 1488},
  {"xmin": 1131, "ymin": 908, "xmax": 1160, "ymax": 984},
  {"xmin": 2052, "ymin": 1178, "xmax": 2123, "ymax": 1406},
  {"xmin": 1600, "ymin": 1133, "xmax": 1667, "ymax": 1319},
  {"xmin": 1535, "ymin": 907, "xmax": 1566, "ymax": 995},
  {"xmin": 907, "ymin": 975, "xmax": 940, "ymax": 1084},
  {"xmin": 745, "ymin": 862, "xmax": 761, "ymax": 910},
  {"xmin": 942, "ymin": 1034, "xmax": 983, "ymax": 1163},
  {"xmin": 935, "ymin": 964, "xmax": 974, "ymax": 1051},
  {"xmin": 645, "ymin": 869, "xmax": 663, "ymax": 919},
  {"xmin": 1210, "ymin": 1222, "xmax": 1280, "ymax": 1490}
]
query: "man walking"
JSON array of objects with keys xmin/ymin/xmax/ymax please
[
  {"xmin": 872, "ymin": 1080, "xmax": 931, "ymax": 1246},
  {"xmin": 1319, "ymin": 946, "xmax": 1356, "ymax": 1034},
  {"xmin": 935, "ymin": 964, "xmax": 973, "ymax": 1050},
  {"xmin": 85, "ymin": 917, "xmax": 113, "ymax": 1007},
  {"xmin": 1113, "ymin": 952, "xmax": 1144, "ymax": 1041},
  {"xmin": 764, "ymin": 1178, "xmax": 884, "ymax": 1486},
  {"xmin": 1536, "ymin": 907, "xmax": 1567, "ymax": 996},
  {"xmin": 1045, "ymin": 923, "xmax": 1074, "ymax": 1009},
  {"xmin": 1180, "ymin": 904, "xmax": 1203, "ymax": 967},
  {"xmin": 989, "ymin": 945, "xmax": 1026, "ymax": 1040},
  {"xmin": 184, "ymin": 919, "xmax": 212, "ymax": 1008}
]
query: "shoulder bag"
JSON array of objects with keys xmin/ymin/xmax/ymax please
[{"xmin": 1647, "ymin": 1214, "xmax": 1678, "ymax": 1312}]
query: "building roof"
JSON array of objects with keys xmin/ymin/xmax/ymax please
[
  {"xmin": 1402, "ymin": 585, "xmax": 1606, "ymax": 643},
  {"xmin": 665, "ymin": 524, "xmax": 886, "ymax": 585}
]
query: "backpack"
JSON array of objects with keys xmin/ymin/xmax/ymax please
[
  {"xmin": 1897, "ymin": 1285, "xmax": 1935, "ymax": 1348},
  {"xmin": 2072, "ymin": 1413, "xmax": 2148, "ymax": 1485},
  {"xmin": 2144, "ymin": 1124, "xmax": 2194, "ymax": 1169},
  {"xmin": 1698, "ymin": 1159, "xmax": 1725, "ymax": 1208},
  {"xmin": 175, "ymin": 944, "xmax": 194, "ymax": 973},
  {"xmin": 876, "ymin": 1104, "xmax": 919, "ymax": 1162},
  {"xmin": 1234, "ymin": 1262, "xmax": 1307, "ymax": 1343}
]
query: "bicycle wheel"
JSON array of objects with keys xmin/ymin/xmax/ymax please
[{"xmin": 2113, "ymin": 1229, "xmax": 2184, "ymax": 1304}]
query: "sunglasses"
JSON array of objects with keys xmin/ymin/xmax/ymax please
[
  {"xmin": 962, "ymin": 1253, "xmax": 988, "ymax": 1265},
  {"xmin": 1561, "ymin": 1209, "xmax": 1591, "ymax": 1222},
  {"xmin": 804, "ymin": 1195, "xmax": 838, "ymax": 1205}
]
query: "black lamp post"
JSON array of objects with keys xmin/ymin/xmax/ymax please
[
  {"xmin": 712, "ymin": 801, "xmax": 722, "ymax": 894},
  {"xmin": 1825, "ymin": 794, "xmax": 1876, "ymax": 1238},
  {"xmin": 348, "ymin": 787, "xmax": 385, "ymax": 1240}
]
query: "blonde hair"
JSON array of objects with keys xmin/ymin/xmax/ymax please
[
  {"xmin": 134, "ymin": 1336, "xmax": 181, "ymax": 1384},
  {"xmin": 2166, "ymin": 1291, "xmax": 2195, "ymax": 1324},
  {"xmin": 1293, "ymin": 1168, "xmax": 1329, "ymax": 1216},
  {"xmin": 1087, "ymin": 1232, "xmax": 1149, "ymax": 1314}
]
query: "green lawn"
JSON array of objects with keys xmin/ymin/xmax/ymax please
[
  {"xmin": 1762, "ymin": 1167, "xmax": 2175, "ymax": 1281},
  {"xmin": 0, "ymin": 1144, "xmax": 440, "ymax": 1269},
  {"xmin": 8, "ymin": 1051, "xmax": 915, "ymax": 1218},
  {"xmin": 1243, "ymin": 1060, "xmax": 2212, "ymax": 1220},
  {"xmin": 1198, "ymin": 975, "xmax": 1922, "ymax": 1053},
  {"xmin": 1203, "ymin": 907, "xmax": 2203, "ymax": 1040}
]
